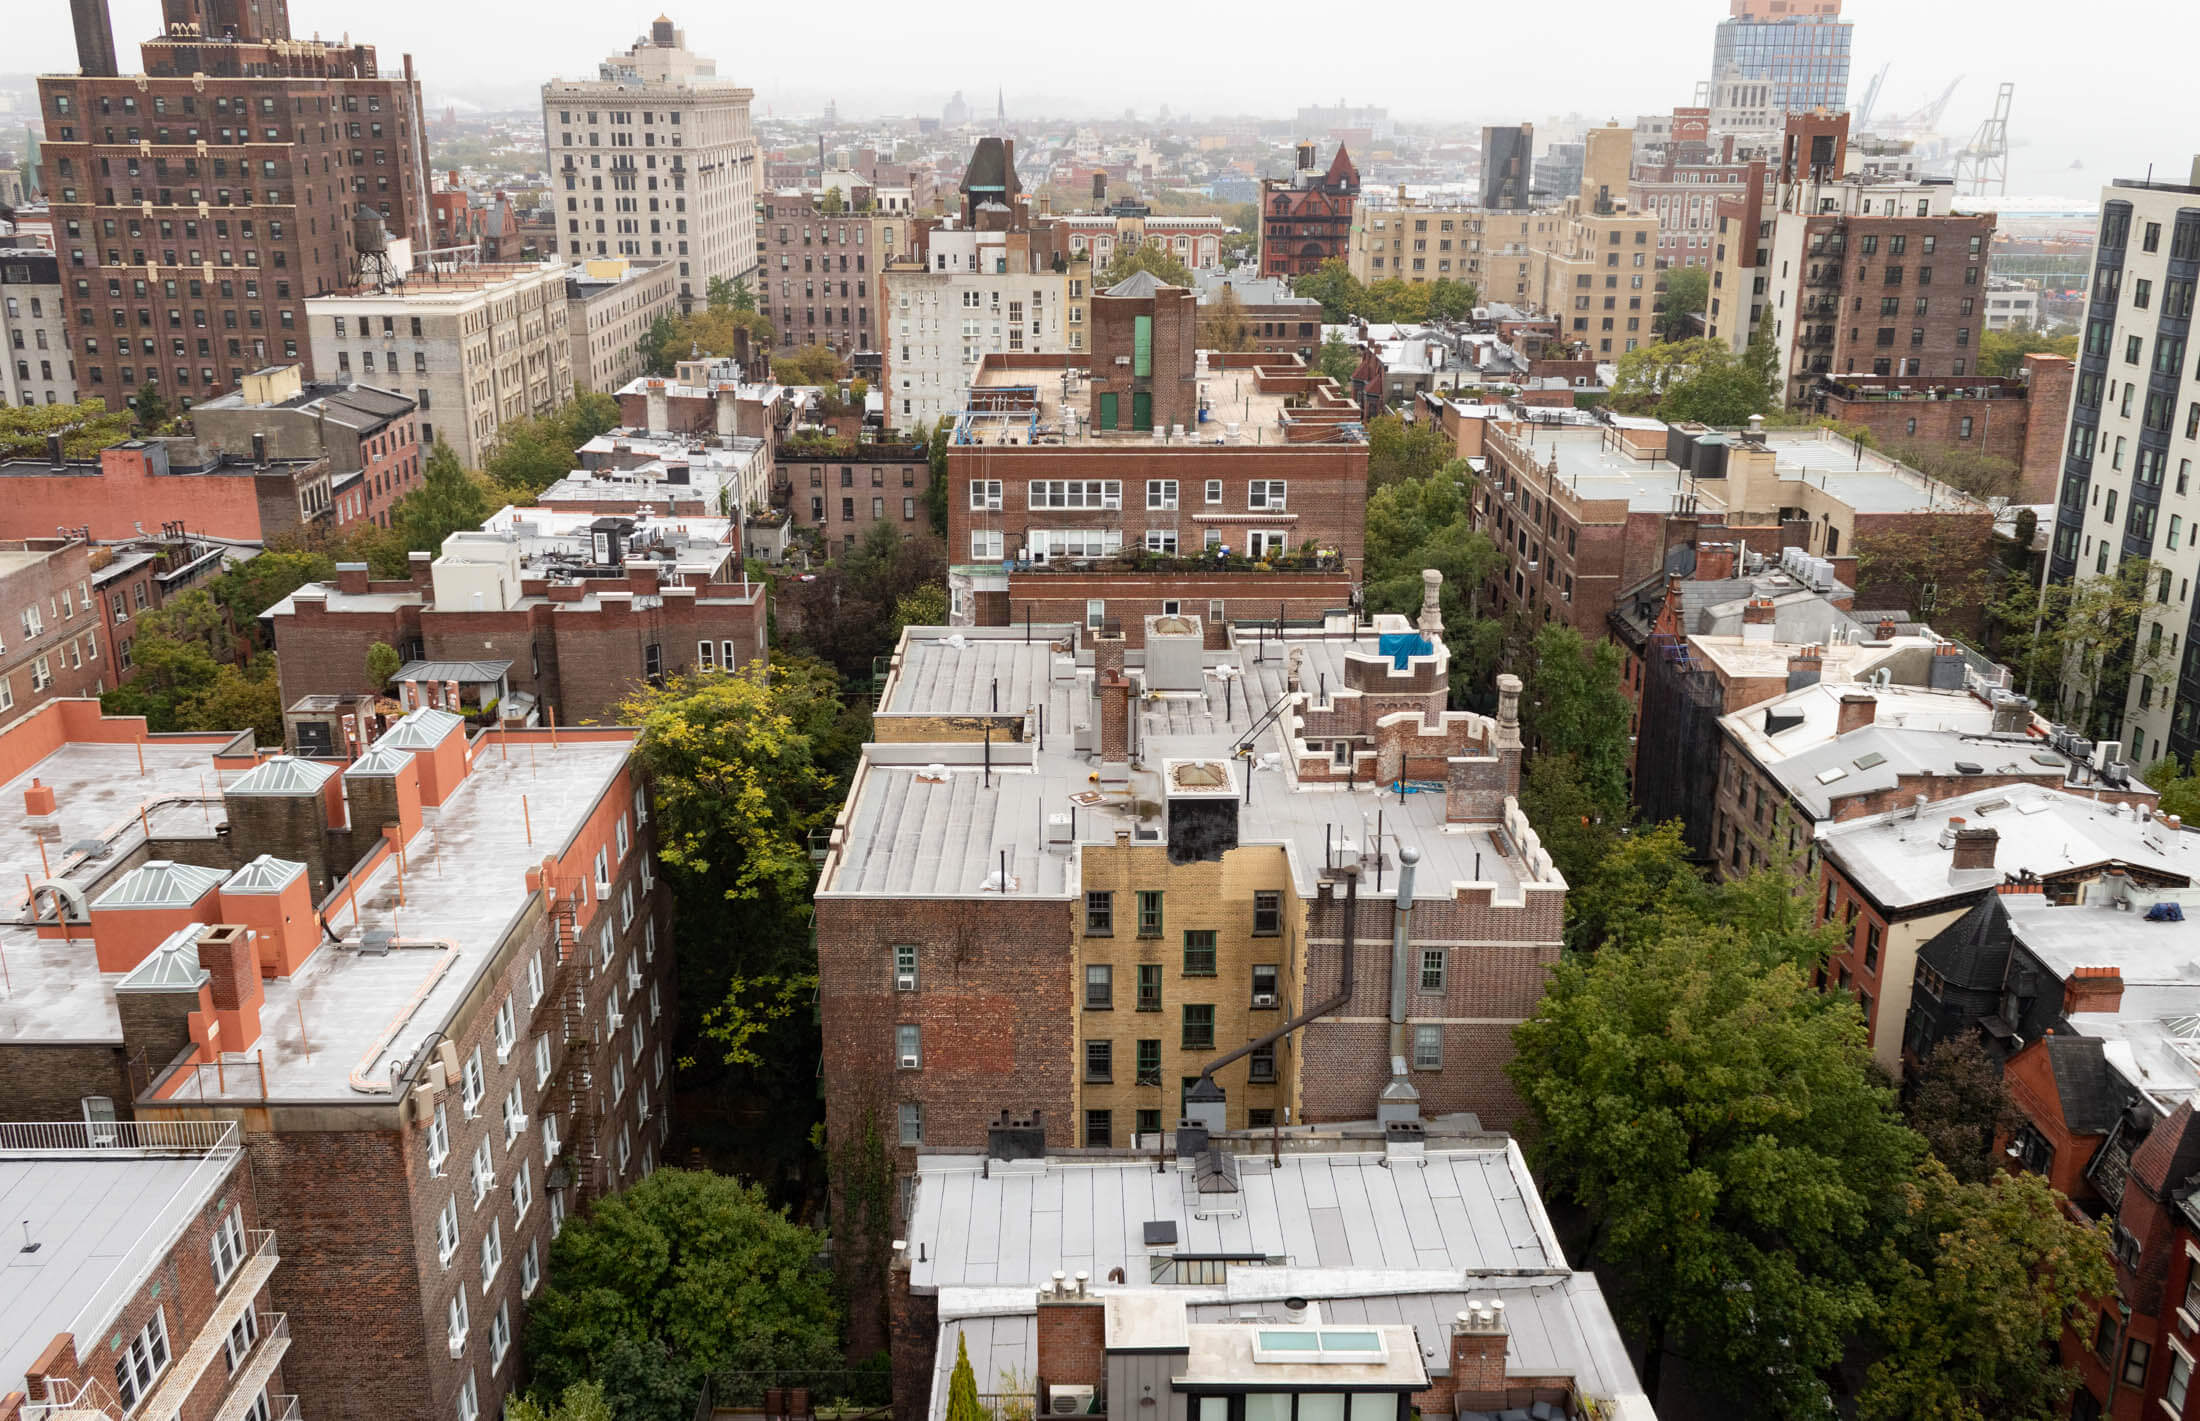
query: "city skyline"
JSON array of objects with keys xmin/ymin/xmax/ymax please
[{"xmin": 8, "ymin": 0, "xmax": 2186, "ymax": 201}]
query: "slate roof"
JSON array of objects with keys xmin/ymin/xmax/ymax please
[
  {"xmin": 93, "ymin": 860, "xmax": 228, "ymax": 910},
  {"xmin": 1916, "ymin": 893, "xmax": 2021, "ymax": 992},
  {"xmin": 2130, "ymin": 1100, "xmax": 2200, "ymax": 1196},
  {"xmin": 2046, "ymin": 1033, "xmax": 2123, "ymax": 1135}
]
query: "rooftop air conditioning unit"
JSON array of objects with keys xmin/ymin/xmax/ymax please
[{"xmin": 1049, "ymin": 1387, "xmax": 1096, "ymax": 1416}]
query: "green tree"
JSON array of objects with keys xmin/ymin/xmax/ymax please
[
  {"xmin": 819, "ymin": 188, "xmax": 845, "ymax": 216},
  {"xmin": 508, "ymin": 1380, "xmax": 613, "ymax": 1421},
  {"xmin": 1886, "ymin": 439, "xmax": 2022, "ymax": 502},
  {"xmin": 1360, "ymin": 464, "xmax": 1502, "ymax": 701},
  {"xmin": 366, "ymin": 641, "xmax": 402, "ymax": 689},
  {"xmin": 1198, "ymin": 285, "xmax": 1253, "ymax": 352},
  {"xmin": 1293, "ymin": 259, "xmax": 1362, "ymax": 322},
  {"xmin": 773, "ymin": 344, "xmax": 843, "ymax": 388},
  {"xmin": 1517, "ymin": 753, "xmax": 1618, "ymax": 892},
  {"xmin": 1423, "ymin": 277, "xmax": 1478, "ymax": 321},
  {"xmin": 1560, "ymin": 820, "xmax": 1711, "ymax": 954},
  {"xmin": 922, "ymin": 421, "xmax": 949, "ymax": 535},
  {"xmin": 637, "ymin": 311, "xmax": 680, "ymax": 377},
  {"xmin": 1523, "ymin": 622, "xmax": 1633, "ymax": 820},
  {"xmin": 705, "ymin": 275, "xmax": 756, "ymax": 313},
  {"xmin": 1860, "ymin": 1161, "xmax": 2114, "ymax": 1421},
  {"xmin": 393, "ymin": 440, "xmax": 493, "ymax": 554},
  {"xmin": 944, "ymin": 1334, "xmax": 983, "ymax": 1421},
  {"xmin": 1742, "ymin": 305, "xmax": 1783, "ymax": 409},
  {"xmin": 0, "ymin": 398, "xmax": 135, "ymax": 460},
  {"xmin": 1364, "ymin": 413, "xmax": 1452, "ymax": 491},
  {"xmin": 1607, "ymin": 338, "xmax": 1736, "ymax": 415},
  {"xmin": 889, "ymin": 583, "xmax": 949, "ymax": 639},
  {"xmin": 130, "ymin": 382, "xmax": 172, "ymax": 433},
  {"xmin": 1510, "ymin": 917, "xmax": 1919, "ymax": 1411},
  {"xmin": 209, "ymin": 550, "xmax": 335, "ymax": 634},
  {"xmin": 2141, "ymin": 751, "xmax": 2200, "ymax": 824},
  {"xmin": 523, "ymin": 1170, "xmax": 841, "ymax": 1415},
  {"xmin": 1317, "ymin": 334, "xmax": 1359, "ymax": 385},
  {"xmin": 1097, "ymin": 242, "xmax": 1196, "ymax": 289},
  {"xmin": 1978, "ymin": 323, "xmax": 2078, "ymax": 378},
  {"xmin": 1656, "ymin": 266, "xmax": 1710, "ymax": 342},
  {"xmin": 1903, "ymin": 1033, "xmax": 2021, "ymax": 1185},
  {"xmin": 1989, "ymin": 556, "xmax": 2172, "ymax": 736},
  {"xmin": 482, "ymin": 390, "xmax": 623, "ymax": 502}
]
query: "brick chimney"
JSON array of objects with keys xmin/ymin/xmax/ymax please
[
  {"xmin": 196, "ymin": 924, "xmax": 265, "ymax": 1053},
  {"xmin": 1034, "ymin": 1282, "xmax": 1105, "ymax": 1388},
  {"xmin": 2063, "ymin": 965, "xmax": 2125, "ymax": 1016},
  {"xmin": 1742, "ymin": 597, "xmax": 1777, "ymax": 627},
  {"xmin": 1875, "ymin": 615, "xmax": 1897, "ymax": 641},
  {"xmin": 1951, "ymin": 826, "xmax": 1999, "ymax": 872},
  {"xmin": 1450, "ymin": 1303, "xmax": 1510, "ymax": 1412},
  {"xmin": 1786, "ymin": 645, "xmax": 1823, "ymax": 691},
  {"xmin": 1094, "ymin": 628, "xmax": 1130, "ymax": 774},
  {"xmin": 1836, "ymin": 692, "xmax": 1877, "ymax": 736},
  {"xmin": 336, "ymin": 561, "xmax": 371, "ymax": 595},
  {"xmin": 1694, "ymin": 540, "xmax": 1737, "ymax": 582}
]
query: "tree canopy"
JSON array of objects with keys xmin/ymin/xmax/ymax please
[
  {"xmin": 0, "ymin": 398, "xmax": 135, "ymax": 461},
  {"xmin": 1097, "ymin": 242, "xmax": 1196, "ymax": 290},
  {"xmin": 1987, "ymin": 555, "xmax": 2172, "ymax": 737},
  {"xmin": 1656, "ymin": 265, "xmax": 1710, "ymax": 342},
  {"xmin": 772, "ymin": 344, "xmax": 844, "ymax": 389},
  {"xmin": 523, "ymin": 1169, "xmax": 841, "ymax": 1417},
  {"xmin": 1609, "ymin": 336, "xmax": 1777, "ymax": 426},
  {"xmin": 392, "ymin": 439, "xmax": 494, "ymax": 557},
  {"xmin": 481, "ymin": 390, "xmax": 622, "ymax": 502},
  {"xmin": 1365, "ymin": 412, "xmax": 1454, "ymax": 491},
  {"xmin": 1317, "ymin": 334, "xmax": 1359, "ymax": 384},
  {"xmin": 1291, "ymin": 259, "xmax": 1474, "ymax": 324},
  {"xmin": 1197, "ymin": 286, "xmax": 1253, "ymax": 352},
  {"xmin": 1361, "ymin": 464, "xmax": 1502, "ymax": 702},
  {"xmin": 1978, "ymin": 324, "xmax": 2078, "ymax": 378}
]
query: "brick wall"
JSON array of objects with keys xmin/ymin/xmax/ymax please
[
  {"xmin": 1034, "ymin": 1297, "xmax": 1106, "ymax": 1386},
  {"xmin": 995, "ymin": 573, "xmax": 1356, "ymax": 648},
  {"xmin": 0, "ymin": 1042, "xmax": 133, "ymax": 1120}
]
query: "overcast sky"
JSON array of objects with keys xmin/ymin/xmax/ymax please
[{"xmin": 16, "ymin": 0, "xmax": 2196, "ymax": 198}]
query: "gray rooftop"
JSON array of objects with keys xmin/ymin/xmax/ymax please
[
  {"xmin": 391, "ymin": 659, "xmax": 512, "ymax": 685},
  {"xmin": 0, "ymin": 1124, "xmax": 245, "ymax": 1394},
  {"xmin": 829, "ymin": 624, "xmax": 1557, "ymax": 908},
  {"xmin": 1821, "ymin": 786, "xmax": 2195, "ymax": 910}
]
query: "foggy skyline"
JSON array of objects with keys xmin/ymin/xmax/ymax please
[{"xmin": 13, "ymin": 0, "xmax": 2196, "ymax": 200}]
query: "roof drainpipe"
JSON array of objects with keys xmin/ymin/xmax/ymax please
[{"xmin": 1378, "ymin": 846, "xmax": 1422, "ymax": 1125}]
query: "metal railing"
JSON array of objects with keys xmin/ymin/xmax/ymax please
[
  {"xmin": 0, "ymin": 1118, "xmax": 239, "ymax": 1154},
  {"xmin": 268, "ymin": 1395, "xmax": 302, "ymax": 1421},
  {"xmin": 22, "ymin": 1377, "xmax": 124, "ymax": 1421}
]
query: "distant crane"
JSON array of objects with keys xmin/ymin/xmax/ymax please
[
  {"xmin": 1858, "ymin": 73, "xmax": 1964, "ymax": 141},
  {"xmin": 1854, "ymin": 62, "xmax": 1891, "ymax": 133},
  {"xmin": 1952, "ymin": 82, "xmax": 2014, "ymax": 196}
]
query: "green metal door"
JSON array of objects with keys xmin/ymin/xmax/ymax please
[
  {"xmin": 1133, "ymin": 315, "xmax": 1153, "ymax": 377},
  {"xmin": 1098, "ymin": 391, "xmax": 1118, "ymax": 429},
  {"xmin": 1132, "ymin": 390, "xmax": 1153, "ymax": 431}
]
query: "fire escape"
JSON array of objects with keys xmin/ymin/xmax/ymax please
[{"xmin": 536, "ymin": 877, "xmax": 604, "ymax": 1210}]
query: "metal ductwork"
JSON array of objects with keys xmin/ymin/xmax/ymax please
[{"xmin": 1379, "ymin": 847, "xmax": 1422, "ymax": 1124}]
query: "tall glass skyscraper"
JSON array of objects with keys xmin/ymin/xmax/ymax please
[{"xmin": 1710, "ymin": 0, "xmax": 1854, "ymax": 116}]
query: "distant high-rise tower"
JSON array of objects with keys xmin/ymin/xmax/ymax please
[
  {"xmin": 997, "ymin": 88, "xmax": 1004, "ymax": 122},
  {"xmin": 1480, "ymin": 124, "xmax": 1534, "ymax": 210},
  {"xmin": 1709, "ymin": 0, "xmax": 1853, "ymax": 118}
]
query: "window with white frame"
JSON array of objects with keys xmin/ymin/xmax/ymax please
[
  {"xmin": 222, "ymin": 1308, "xmax": 259, "ymax": 1374},
  {"xmin": 649, "ymin": 983, "xmax": 661, "ymax": 1022},
  {"xmin": 897, "ymin": 1024, "xmax": 921, "ymax": 1068},
  {"xmin": 611, "ymin": 1056, "xmax": 627, "ymax": 1101},
  {"xmin": 598, "ymin": 924, "xmax": 615, "ymax": 970},
  {"xmin": 113, "ymin": 1308, "xmax": 170, "ymax": 1410},
  {"xmin": 490, "ymin": 1301, "xmax": 512, "ymax": 1367},
  {"xmin": 493, "ymin": 997, "xmax": 516, "ymax": 1061},
  {"xmin": 456, "ymin": 1372, "xmax": 478, "ymax": 1421},
  {"xmin": 1247, "ymin": 530, "xmax": 1289, "ymax": 557},
  {"xmin": 435, "ymin": 1194, "xmax": 460, "ymax": 1264},
  {"xmin": 427, "ymin": 1101, "xmax": 451, "ymax": 1174},
  {"xmin": 644, "ymin": 919, "xmax": 657, "ymax": 962},
  {"xmin": 512, "ymin": 1159, "xmax": 533, "ymax": 1220},
  {"xmin": 617, "ymin": 1125, "xmax": 632, "ymax": 1172},
  {"xmin": 631, "ymin": 1017, "xmax": 645, "ymax": 1063},
  {"xmin": 533, "ymin": 1034, "xmax": 552, "ymax": 1088},
  {"xmin": 460, "ymin": 1049, "xmax": 485, "ymax": 1115},
  {"xmin": 1029, "ymin": 479, "xmax": 1120, "ymax": 509},
  {"xmin": 210, "ymin": 1207, "xmax": 246, "ymax": 1288},
  {"xmin": 519, "ymin": 1240, "xmax": 541, "ymax": 1297},
  {"xmin": 968, "ymin": 479, "xmax": 1002, "ymax": 510},
  {"xmin": 1143, "ymin": 530, "xmax": 1178, "ymax": 554},
  {"xmin": 542, "ymin": 1112, "xmax": 561, "ymax": 1165},
  {"xmin": 696, "ymin": 640, "xmax": 716, "ymax": 671},
  {"xmin": 526, "ymin": 951, "xmax": 544, "ymax": 1007},
  {"xmin": 898, "ymin": 1101, "xmax": 923, "ymax": 1145},
  {"xmin": 502, "ymin": 1080, "xmax": 526, "ymax": 1143},
  {"xmin": 615, "ymin": 814, "xmax": 629, "ymax": 860},
  {"xmin": 619, "ymin": 883, "xmax": 635, "ymax": 930},
  {"xmin": 470, "ymin": 1137, "xmax": 494, "ymax": 1205},
  {"xmin": 480, "ymin": 1219, "xmax": 503, "ymax": 1284},
  {"xmin": 970, "ymin": 529, "xmax": 1004, "ymax": 560},
  {"xmin": 637, "ymin": 1078, "xmax": 650, "ymax": 1121},
  {"xmin": 1412, "ymin": 1024, "xmax": 1443, "ymax": 1070},
  {"xmin": 1248, "ymin": 480, "xmax": 1287, "ymax": 510},
  {"xmin": 1205, "ymin": 479, "xmax": 1222, "ymax": 505},
  {"xmin": 449, "ymin": 1286, "xmax": 469, "ymax": 1349},
  {"xmin": 1028, "ymin": 528, "xmax": 1121, "ymax": 560},
  {"xmin": 633, "ymin": 786, "xmax": 648, "ymax": 824},
  {"xmin": 549, "ymin": 1186, "xmax": 566, "ymax": 1238},
  {"xmin": 592, "ymin": 847, "xmax": 610, "ymax": 895},
  {"xmin": 1146, "ymin": 479, "xmax": 1178, "ymax": 510},
  {"xmin": 655, "ymin": 1043, "xmax": 666, "ymax": 1084}
]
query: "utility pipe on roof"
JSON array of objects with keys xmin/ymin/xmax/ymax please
[
  {"xmin": 1193, "ymin": 866, "xmax": 1358, "ymax": 1089},
  {"xmin": 1387, "ymin": 846, "xmax": 1421, "ymax": 1064}
]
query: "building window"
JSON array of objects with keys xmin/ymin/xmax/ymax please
[
  {"xmin": 1412, "ymin": 1025, "xmax": 1443, "ymax": 1070},
  {"xmin": 1137, "ymin": 890, "xmax": 1164, "ymax": 937},
  {"xmin": 210, "ymin": 1207, "xmax": 246, "ymax": 1288},
  {"xmin": 1251, "ymin": 964, "xmax": 1280, "ymax": 1007},
  {"xmin": 1251, "ymin": 891, "xmax": 1281, "ymax": 935},
  {"xmin": 1085, "ymin": 963, "xmax": 1112, "ymax": 1009},
  {"xmin": 1182, "ymin": 1004, "xmax": 1215, "ymax": 1052},
  {"xmin": 896, "ymin": 1024, "xmax": 921, "ymax": 1069},
  {"xmin": 1136, "ymin": 1039, "xmax": 1162, "ymax": 1086},
  {"xmin": 1137, "ymin": 964, "xmax": 1162, "ymax": 1011},
  {"xmin": 1183, "ymin": 929, "xmax": 1217, "ymax": 976},
  {"xmin": 894, "ymin": 943, "xmax": 919, "ymax": 991},
  {"xmin": 1085, "ymin": 1039, "xmax": 1113, "ymax": 1082},
  {"xmin": 1420, "ymin": 949, "xmax": 1446, "ymax": 993},
  {"xmin": 1084, "ymin": 1109, "xmax": 1113, "ymax": 1148},
  {"xmin": 898, "ymin": 1102, "xmax": 923, "ymax": 1145},
  {"xmin": 113, "ymin": 1308, "xmax": 170, "ymax": 1410},
  {"xmin": 1086, "ymin": 890, "xmax": 1113, "ymax": 934}
]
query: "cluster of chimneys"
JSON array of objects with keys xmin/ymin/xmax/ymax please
[{"xmin": 1453, "ymin": 1300, "xmax": 1508, "ymax": 1335}]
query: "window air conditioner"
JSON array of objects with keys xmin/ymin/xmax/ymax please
[{"xmin": 1048, "ymin": 1387, "xmax": 1095, "ymax": 1416}]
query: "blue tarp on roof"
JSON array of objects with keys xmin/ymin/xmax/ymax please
[{"xmin": 1377, "ymin": 632, "xmax": 1432, "ymax": 669}]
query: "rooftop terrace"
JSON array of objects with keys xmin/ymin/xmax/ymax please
[{"xmin": 957, "ymin": 355, "xmax": 1364, "ymax": 450}]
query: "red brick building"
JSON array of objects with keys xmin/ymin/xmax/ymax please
[
  {"xmin": 0, "ymin": 437, "xmax": 333, "ymax": 543},
  {"xmin": 0, "ymin": 536, "xmax": 114, "ymax": 713},
  {"xmin": 0, "ymin": 697, "xmax": 676, "ymax": 1421},
  {"xmin": 192, "ymin": 365, "xmax": 420, "ymax": 529},
  {"xmin": 1807, "ymin": 352, "xmax": 2075, "ymax": 503},
  {"xmin": 36, "ymin": 0, "xmax": 430, "ymax": 410},
  {"xmin": 262, "ymin": 508, "xmax": 768, "ymax": 725},
  {"xmin": 2, "ymin": 1118, "xmax": 292, "ymax": 1421},
  {"xmin": 1259, "ymin": 144, "xmax": 1359, "ymax": 279},
  {"xmin": 777, "ymin": 438, "xmax": 933, "ymax": 551}
]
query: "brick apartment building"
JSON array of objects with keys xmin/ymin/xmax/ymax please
[
  {"xmin": 565, "ymin": 258, "xmax": 679, "ymax": 395},
  {"xmin": 943, "ymin": 286, "xmax": 1368, "ymax": 636},
  {"xmin": 263, "ymin": 506, "xmax": 767, "ymax": 723},
  {"xmin": 1056, "ymin": 206, "xmax": 1224, "ymax": 271},
  {"xmin": 752, "ymin": 189, "xmax": 909, "ymax": 359},
  {"xmin": 95, "ymin": 531, "xmax": 231, "ymax": 679},
  {"xmin": 0, "ymin": 536, "xmax": 115, "ymax": 713},
  {"xmin": 37, "ymin": 0, "xmax": 430, "ymax": 410},
  {"xmin": 777, "ymin": 438, "xmax": 932, "ymax": 551},
  {"xmin": 1259, "ymin": 144, "xmax": 1358, "ymax": 280},
  {"xmin": 1806, "ymin": 353, "xmax": 2075, "ymax": 502},
  {"xmin": 1189, "ymin": 269, "xmax": 1321, "ymax": 358},
  {"xmin": 1628, "ymin": 107, "xmax": 1760, "ymax": 270},
  {"xmin": 2, "ymin": 1118, "xmax": 292, "ymax": 1421},
  {"xmin": 2, "ymin": 246, "xmax": 75, "ymax": 406},
  {"xmin": 0, "ymin": 435, "xmax": 333, "ymax": 543},
  {"xmin": 817, "ymin": 602, "xmax": 1567, "ymax": 1189},
  {"xmin": 0, "ymin": 696, "xmax": 676, "ymax": 1421},
  {"xmin": 192, "ymin": 364, "xmax": 420, "ymax": 529},
  {"xmin": 1704, "ymin": 112, "xmax": 1997, "ymax": 405},
  {"xmin": 1474, "ymin": 415, "xmax": 1996, "ymax": 643}
]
